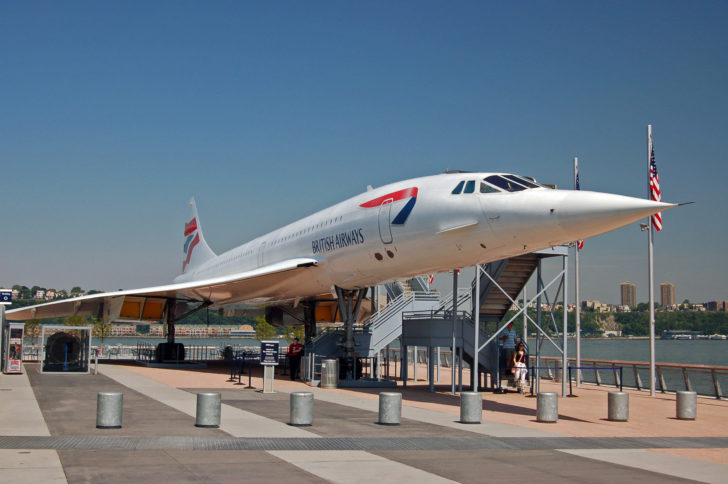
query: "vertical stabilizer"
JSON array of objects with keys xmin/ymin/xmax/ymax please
[{"xmin": 181, "ymin": 198, "xmax": 216, "ymax": 275}]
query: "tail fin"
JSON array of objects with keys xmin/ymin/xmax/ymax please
[{"xmin": 181, "ymin": 198, "xmax": 216, "ymax": 274}]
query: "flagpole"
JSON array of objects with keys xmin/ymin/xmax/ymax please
[
  {"xmin": 647, "ymin": 124, "xmax": 656, "ymax": 397},
  {"xmin": 574, "ymin": 157, "xmax": 581, "ymax": 388}
]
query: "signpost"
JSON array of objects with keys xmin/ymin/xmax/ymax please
[
  {"xmin": 1, "ymin": 289, "xmax": 23, "ymax": 374},
  {"xmin": 260, "ymin": 340, "xmax": 279, "ymax": 393}
]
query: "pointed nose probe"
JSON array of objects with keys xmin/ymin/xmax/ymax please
[{"xmin": 551, "ymin": 191, "xmax": 676, "ymax": 240}]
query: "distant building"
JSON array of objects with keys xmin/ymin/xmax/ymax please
[
  {"xmin": 660, "ymin": 282, "xmax": 675, "ymax": 307},
  {"xmin": 230, "ymin": 324, "xmax": 256, "ymax": 338},
  {"xmin": 620, "ymin": 282, "xmax": 636, "ymax": 308},
  {"xmin": 705, "ymin": 301, "xmax": 728, "ymax": 312},
  {"xmin": 582, "ymin": 300, "xmax": 610, "ymax": 313},
  {"xmin": 45, "ymin": 289, "xmax": 56, "ymax": 300},
  {"xmin": 34, "ymin": 290, "xmax": 45, "ymax": 300}
]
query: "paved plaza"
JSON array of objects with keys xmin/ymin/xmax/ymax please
[{"xmin": 1, "ymin": 362, "xmax": 726, "ymax": 483}]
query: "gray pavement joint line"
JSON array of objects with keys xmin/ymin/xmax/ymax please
[
  {"xmin": 0, "ymin": 436, "xmax": 726, "ymax": 451},
  {"xmin": 559, "ymin": 448, "xmax": 728, "ymax": 484}
]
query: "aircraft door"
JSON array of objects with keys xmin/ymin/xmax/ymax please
[
  {"xmin": 378, "ymin": 199, "xmax": 393, "ymax": 244},
  {"xmin": 257, "ymin": 242, "xmax": 266, "ymax": 267}
]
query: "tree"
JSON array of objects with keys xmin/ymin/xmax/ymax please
[
  {"xmin": 24, "ymin": 319, "xmax": 42, "ymax": 345},
  {"xmin": 91, "ymin": 317, "xmax": 112, "ymax": 343},
  {"xmin": 286, "ymin": 326, "xmax": 305, "ymax": 341},
  {"xmin": 64, "ymin": 315, "xmax": 88, "ymax": 326},
  {"xmin": 70, "ymin": 286, "xmax": 83, "ymax": 296},
  {"xmin": 254, "ymin": 316, "xmax": 276, "ymax": 340}
]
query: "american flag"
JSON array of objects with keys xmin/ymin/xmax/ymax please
[
  {"xmin": 575, "ymin": 163, "xmax": 584, "ymax": 250},
  {"xmin": 649, "ymin": 145, "xmax": 662, "ymax": 231}
]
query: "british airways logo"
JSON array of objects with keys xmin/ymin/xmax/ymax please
[
  {"xmin": 183, "ymin": 217, "xmax": 200, "ymax": 271},
  {"xmin": 359, "ymin": 187, "xmax": 418, "ymax": 225}
]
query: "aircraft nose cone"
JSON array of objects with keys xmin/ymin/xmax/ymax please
[{"xmin": 553, "ymin": 191, "xmax": 675, "ymax": 240}]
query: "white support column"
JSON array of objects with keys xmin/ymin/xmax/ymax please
[
  {"xmin": 648, "ymin": 124, "xmax": 656, "ymax": 397},
  {"xmin": 562, "ymin": 255, "xmax": 569, "ymax": 398},
  {"xmin": 473, "ymin": 265, "xmax": 480, "ymax": 390}
]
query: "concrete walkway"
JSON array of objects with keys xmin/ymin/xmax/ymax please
[
  {"xmin": 3, "ymin": 362, "xmax": 727, "ymax": 483},
  {"xmin": 0, "ymin": 370, "xmax": 66, "ymax": 484}
]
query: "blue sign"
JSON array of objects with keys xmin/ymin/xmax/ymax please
[
  {"xmin": 260, "ymin": 340, "xmax": 280, "ymax": 366},
  {"xmin": 0, "ymin": 290, "xmax": 11, "ymax": 305}
]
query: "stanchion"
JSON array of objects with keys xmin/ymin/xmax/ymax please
[{"xmin": 245, "ymin": 358, "xmax": 254, "ymax": 389}]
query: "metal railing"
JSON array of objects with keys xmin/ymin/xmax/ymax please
[{"xmin": 537, "ymin": 356, "xmax": 728, "ymax": 399}]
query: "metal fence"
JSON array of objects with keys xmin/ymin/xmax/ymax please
[{"xmin": 537, "ymin": 356, "xmax": 728, "ymax": 399}]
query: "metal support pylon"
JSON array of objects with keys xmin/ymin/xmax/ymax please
[{"xmin": 335, "ymin": 286, "xmax": 365, "ymax": 380}]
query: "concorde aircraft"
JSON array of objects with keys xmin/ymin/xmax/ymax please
[{"xmin": 7, "ymin": 171, "xmax": 673, "ymax": 361}]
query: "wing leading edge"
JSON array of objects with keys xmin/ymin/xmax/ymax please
[{"xmin": 6, "ymin": 257, "xmax": 324, "ymax": 322}]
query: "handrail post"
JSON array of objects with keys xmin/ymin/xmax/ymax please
[
  {"xmin": 682, "ymin": 367, "xmax": 693, "ymax": 392},
  {"xmin": 657, "ymin": 366, "xmax": 666, "ymax": 393},
  {"xmin": 633, "ymin": 365, "xmax": 642, "ymax": 391},
  {"xmin": 711, "ymin": 369, "xmax": 723, "ymax": 399}
]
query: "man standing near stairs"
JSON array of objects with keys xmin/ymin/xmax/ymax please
[{"xmin": 500, "ymin": 322, "xmax": 518, "ymax": 377}]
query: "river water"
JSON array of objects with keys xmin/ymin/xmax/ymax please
[{"xmin": 29, "ymin": 336, "xmax": 727, "ymax": 366}]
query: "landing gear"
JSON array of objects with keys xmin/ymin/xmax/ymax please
[
  {"xmin": 157, "ymin": 299, "xmax": 211, "ymax": 363},
  {"xmin": 334, "ymin": 286, "xmax": 366, "ymax": 380}
]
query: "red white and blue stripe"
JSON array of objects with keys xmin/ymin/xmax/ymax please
[
  {"xmin": 360, "ymin": 187, "xmax": 418, "ymax": 225},
  {"xmin": 183, "ymin": 217, "xmax": 200, "ymax": 271}
]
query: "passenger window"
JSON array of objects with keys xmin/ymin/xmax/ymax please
[
  {"xmin": 452, "ymin": 181, "xmax": 464, "ymax": 194},
  {"xmin": 464, "ymin": 180, "xmax": 475, "ymax": 193}
]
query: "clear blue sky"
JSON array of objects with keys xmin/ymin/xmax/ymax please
[{"xmin": 2, "ymin": 1, "xmax": 726, "ymax": 304}]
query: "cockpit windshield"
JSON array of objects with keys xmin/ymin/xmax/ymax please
[
  {"xmin": 483, "ymin": 174, "xmax": 545, "ymax": 192},
  {"xmin": 452, "ymin": 174, "xmax": 547, "ymax": 195}
]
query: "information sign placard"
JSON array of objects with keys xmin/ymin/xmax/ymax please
[
  {"xmin": 0, "ymin": 290, "xmax": 11, "ymax": 305},
  {"xmin": 260, "ymin": 340, "xmax": 280, "ymax": 366}
]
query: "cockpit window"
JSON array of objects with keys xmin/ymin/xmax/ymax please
[
  {"xmin": 480, "ymin": 181, "xmax": 501, "ymax": 193},
  {"xmin": 504, "ymin": 174, "xmax": 541, "ymax": 189},
  {"xmin": 463, "ymin": 180, "xmax": 475, "ymax": 193},
  {"xmin": 451, "ymin": 181, "xmax": 464, "ymax": 194},
  {"xmin": 484, "ymin": 175, "xmax": 527, "ymax": 192}
]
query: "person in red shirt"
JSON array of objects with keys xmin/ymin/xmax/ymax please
[{"xmin": 286, "ymin": 337, "xmax": 304, "ymax": 380}]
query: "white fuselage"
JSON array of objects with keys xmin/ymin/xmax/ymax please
[{"xmin": 173, "ymin": 172, "xmax": 669, "ymax": 305}]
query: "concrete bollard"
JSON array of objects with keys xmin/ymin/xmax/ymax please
[
  {"xmin": 96, "ymin": 392, "xmax": 123, "ymax": 429},
  {"xmin": 195, "ymin": 392, "xmax": 221, "ymax": 428},
  {"xmin": 378, "ymin": 392, "xmax": 402, "ymax": 425},
  {"xmin": 676, "ymin": 391, "xmax": 697, "ymax": 420},
  {"xmin": 608, "ymin": 391, "xmax": 629, "ymax": 422},
  {"xmin": 459, "ymin": 391, "xmax": 482, "ymax": 424},
  {"xmin": 290, "ymin": 392, "xmax": 314, "ymax": 426},
  {"xmin": 537, "ymin": 392, "xmax": 558, "ymax": 423}
]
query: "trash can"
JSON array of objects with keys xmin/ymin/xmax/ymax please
[{"xmin": 321, "ymin": 359, "xmax": 338, "ymax": 389}]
